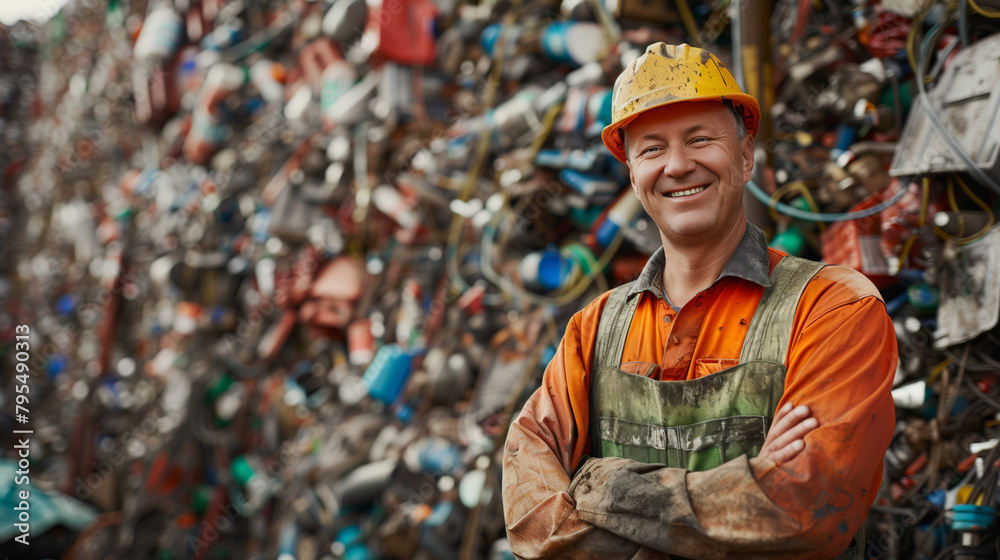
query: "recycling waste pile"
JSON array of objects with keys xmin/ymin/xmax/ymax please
[{"xmin": 1, "ymin": 0, "xmax": 1000, "ymax": 558}]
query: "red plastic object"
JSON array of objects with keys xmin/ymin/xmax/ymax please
[
  {"xmin": 274, "ymin": 246, "xmax": 323, "ymax": 308},
  {"xmin": 821, "ymin": 190, "xmax": 896, "ymax": 289},
  {"xmin": 457, "ymin": 282, "xmax": 486, "ymax": 314},
  {"xmin": 133, "ymin": 60, "xmax": 181, "ymax": 125},
  {"xmin": 976, "ymin": 373, "xmax": 998, "ymax": 394},
  {"xmin": 309, "ymin": 256, "xmax": 364, "ymax": 301},
  {"xmin": 348, "ymin": 319, "xmax": 375, "ymax": 365},
  {"xmin": 859, "ymin": 11, "xmax": 910, "ymax": 59},
  {"xmin": 370, "ymin": 0, "xmax": 438, "ymax": 66},
  {"xmin": 903, "ymin": 452, "xmax": 928, "ymax": 477},
  {"xmin": 297, "ymin": 256, "xmax": 365, "ymax": 328}
]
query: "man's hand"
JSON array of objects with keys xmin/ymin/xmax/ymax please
[{"xmin": 758, "ymin": 403, "xmax": 818, "ymax": 466}]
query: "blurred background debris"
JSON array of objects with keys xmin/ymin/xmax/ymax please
[{"xmin": 1, "ymin": 0, "xmax": 999, "ymax": 558}]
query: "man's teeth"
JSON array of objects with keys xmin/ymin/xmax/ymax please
[{"xmin": 666, "ymin": 185, "xmax": 708, "ymax": 198}]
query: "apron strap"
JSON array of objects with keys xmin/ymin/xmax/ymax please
[
  {"xmin": 590, "ymin": 281, "xmax": 637, "ymax": 458},
  {"xmin": 739, "ymin": 256, "xmax": 826, "ymax": 366},
  {"xmin": 593, "ymin": 282, "xmax": 639, "ymax": 370}
]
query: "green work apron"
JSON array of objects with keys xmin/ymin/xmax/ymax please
[{"xmin": 589, "ymin": 256, "xmax": 863, "ymax": 559}]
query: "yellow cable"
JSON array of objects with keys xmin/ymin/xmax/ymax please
[
  {"xmin": 955, "ymin": 175, "xmax": 995, "ymax": 218},
  {"xmin": 928, "ymin": 358, "xmax": 952, "ymax": 384},
  {"xmin": 951, "ymin": 174, "xmax": 996, "ymax": 243},
  {"xmin": 792, "ymin": 185, "xmax": 825, "ymax": 232},
  {"xmin": 947, "ymin": 176, "xmax": 961, "ymax": 213},
  {"xmin": 928, "ymin": 175, "xmax": 995, "ymax": 243},
  {"xmin": 526, "ymin": 103, "xmax": 564, "ymax": 167},
  {"xmin": 768, "ymin": 181, "xmax": 816, "ymax": 222},
  {"xmin": 931, "ymin": 176, "xmax": 963, "ymax": 237},
  {"xmin": 920, "ymin": 177, "xmax": 930, "ymax": 226},
  {"xmin": 767, "ymin": 181, "xmax": 826, "ymax": 232},
  {"xmin": 969, "ymin": 0, "xmax": 1000, "ymax": 17},
  {"xmin": 907, "ymin": 8, "xmax": 932, "ymax": 84},
  {"xmin": 899, "ymin": 233, "xmax": 920, "ymax": 267},
  {"xmin": 484, "ymin": 170, "xmax": 630, "ymax": 307},
  {"xmin": 697, "ymin": 4, "xmax": 731, "ymax": 47},
  {"xmin": 675, "ymin": 0, "xmax": 703, "ymax": 47},
  {"xmin": 899, "ymin": 177, "xmax": 936, "ymax": 265},
  {"xmin": 585, "ymin": 0, "xmax": 622, "ymax": 52},
  {"xmin": 480, "ymin": 203, "xmax": 627, "ymax": 307},
  {"xmin": 768, "ymin": 185, "xmax": 786, "ymax": 224},
  {"xmin": 923, "ymin": 177, "xmax": 954, "ymax": 241}
]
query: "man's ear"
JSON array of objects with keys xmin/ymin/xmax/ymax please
[{"xmin": 741, "ymin": 134, "xmax": 755, "ymax": 184}]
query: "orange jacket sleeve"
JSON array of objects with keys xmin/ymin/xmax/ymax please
[
  {"xmin": 502, "ymin": 298, "xmax": 671, "ymax": 560},
  {"xmin": 755, "ymin": 272, "xmax": 898, "ymax": 556}
]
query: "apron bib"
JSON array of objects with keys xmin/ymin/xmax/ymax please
[{"xmin": 589, "ymin": 256, "xmax": 863, "ymax": 559}]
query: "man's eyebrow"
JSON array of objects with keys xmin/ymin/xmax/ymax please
[
  {"xmin": 681, "ymin": 123, "xmax": 713, "ymax": 135},
  {"xmin": 634, "ymin": 124, "xmax": 714, "ymax": 142}
]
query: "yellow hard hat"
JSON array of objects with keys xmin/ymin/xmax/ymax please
[{"xmin": 601, "ymin": 43, "xmax": 761, "ymax": 163}]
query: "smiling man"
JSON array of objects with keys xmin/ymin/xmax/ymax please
[{"xmin": 501, "ymin": 44, "xmax": 896, "ymax": 559}]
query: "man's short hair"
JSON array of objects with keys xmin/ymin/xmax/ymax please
[
  {"xmin": 621, "ymin": 101, "xmax": 748, "ymax": 162},
  {"xmin": 721, "ymin": 100, "xmax": 749, "ymax": 141}
]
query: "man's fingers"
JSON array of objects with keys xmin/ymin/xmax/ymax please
[
  {"xmin": 766, "ymin": 416, "xmax": 818, "ymax": 452},
  {"xmin": 758, "ymin": 404, "xmax": 820, "ymax": 466},
  {"xmin": 769, "ymin": 404, "xmax": 812, "ymax": 439},
  {"xmin": 771, "ymin": 402, "xmax": 794, "ymax": 427},
  {"xmin": 765, "ymin": 438, "xmax": 806, "ymax": 466}
]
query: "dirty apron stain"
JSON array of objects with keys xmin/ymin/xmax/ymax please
[{"xmin": 589, "ymin": 256, "xmax": 863, "ymax": 559}]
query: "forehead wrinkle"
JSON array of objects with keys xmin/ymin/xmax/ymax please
[{"xmin": 630, "ymin": 122, "xmax": 720, "ymax": 143}]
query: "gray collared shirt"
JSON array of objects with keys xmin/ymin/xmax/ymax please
[{"xmin": 628, "ymin": 222, "xmax": 773, "ymax": 310}]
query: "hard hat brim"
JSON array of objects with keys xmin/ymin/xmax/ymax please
[{"xmin": 601, "ymin": 92, "xmax": 761, "ymax": 164}]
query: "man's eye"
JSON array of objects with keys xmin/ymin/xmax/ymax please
[
  {"xmin": 640, "ymin": 146, "xmax": 660, "ymax": 155},
  {"xmin": 692, "ymin": 137, "xmax": 710, "ymax": 143}
]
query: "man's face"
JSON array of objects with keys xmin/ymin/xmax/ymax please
[{"xmin": 625, "ymin": 101, "xmax": 754, "ymax": 247}]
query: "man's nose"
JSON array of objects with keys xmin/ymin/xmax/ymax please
[{"xmin": 662, "ymin": 147, "xmax": 696, "ymax": 177}]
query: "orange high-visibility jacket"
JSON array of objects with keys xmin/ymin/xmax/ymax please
[{"xmin": 502, "ymin": 223, "xmax": 897, "ymax": 560}]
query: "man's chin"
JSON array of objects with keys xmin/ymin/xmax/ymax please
[{"xmin": 661, "ymin": 218, "xmax": 718, "ymax": 242}]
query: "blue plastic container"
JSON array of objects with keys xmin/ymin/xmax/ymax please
[
  {"xmin": 951, "ymin": 505, "xmax": 996, "ymax": 531},
  {"xmin": 361, "ymin": 344, "xmax": 413, "ymax": 404}
]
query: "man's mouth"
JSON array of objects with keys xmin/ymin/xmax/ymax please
[{"xmin": 664, "ymin": 185, "xmax": 709, "ymax": 198}]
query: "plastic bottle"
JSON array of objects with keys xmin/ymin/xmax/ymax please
[
  {"xmin": 361, "ymin": 344, "xmax": 414, "ymax": 404},
  {"xmin": 559, "ymin": 169, "xmax": 620, "ymax": 203},
  {"xmin": 540, "ymin": 21, "xmax": 610, "ymax": 67},
  {"xmin": 183, "ymin": 63, "xmax": 247, "ymax": 164},
  {"xmin": 132, "ymin": 7, "xmax": 183, "ymax": 66},
  {"xmin": 519, "ymin": 246, "xmax": 579, "ymax": 291},
  {"xmin": 594, "ymin": 191, "xmax": 641, "ymax": 249},
  {"xmin": 322, "ymin": 0, "xmax": 368, "ymax": 43},
  {"xmin": 200, "ymin": 18, "xmax": 244, "ymax": 51},
  {"xmin": 249, "ymin": 60, "xmax": 286, "ymax": 104},
  {"xmin": 320, "ymin": 58, "xmax": 359, "ymax": 131}
]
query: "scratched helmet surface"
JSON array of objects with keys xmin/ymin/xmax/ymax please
[{"xmin": 601, "ymin": 43, "xmax": 761, "ymax": 163}]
